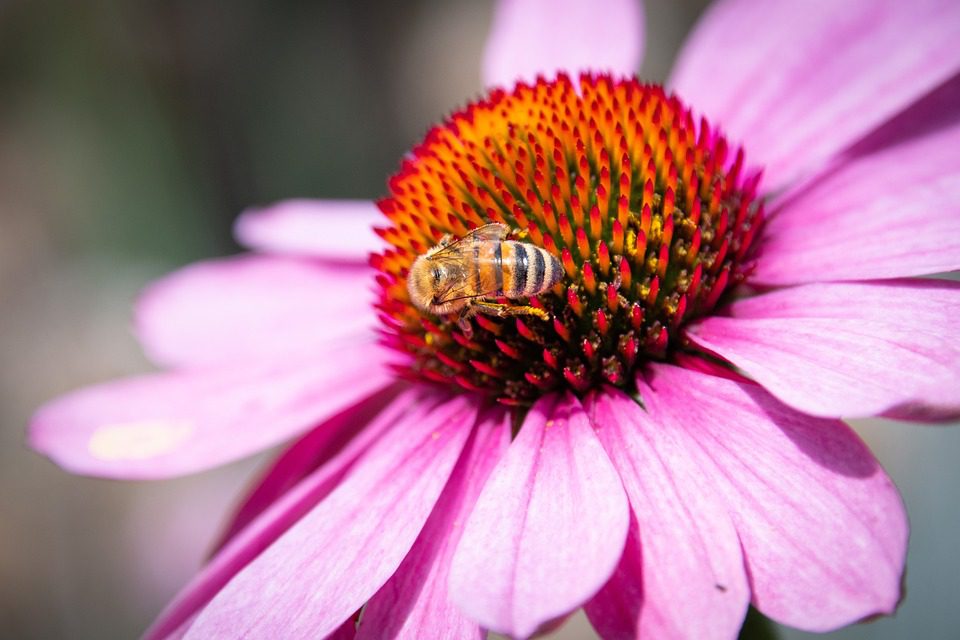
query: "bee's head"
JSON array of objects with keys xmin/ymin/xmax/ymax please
[{"xmin": 407, "ymin": 256, "xmax": 447, "ymax": 311}]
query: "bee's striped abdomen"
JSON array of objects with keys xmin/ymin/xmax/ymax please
[{"xmin": 503, "ymin": 241, "xmax": 562, "ymax": 298}]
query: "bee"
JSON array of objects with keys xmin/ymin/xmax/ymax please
[{"xmin": 407, "ymin": 223, "xmax": 563, "ymax": 329}]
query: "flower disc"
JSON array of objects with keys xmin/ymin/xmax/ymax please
[{"xmin": 372, "ymin": 73, "xmax": 764, "ymax": 404}]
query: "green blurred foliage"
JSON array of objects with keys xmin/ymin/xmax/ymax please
[
  {"xmin": 740, "ymin": 608, "xmax": 780, "ymax": 640},
  {"xmin": 0, "ymin": 0, "xmax": 430, "ymax": 267}
]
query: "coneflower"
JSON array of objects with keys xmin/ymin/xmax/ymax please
[{"xmin": 30, "ymin": 0, "xmax": 960, "ymax": 637}]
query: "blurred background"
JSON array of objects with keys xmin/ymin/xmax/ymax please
[{"xmin": 1, "ymin": 1, "xmax": 958, "ymax": 638}]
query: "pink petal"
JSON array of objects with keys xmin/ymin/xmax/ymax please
[
  {"xmin": 233, "ymin": 199, "xmax": 383, "ymax": 261},
  {"xmin": 136, "ymin": 254, "xmax": 375, "ymax": 369},
  {"xmin": 164, "ymin": 614, "xmax": 198, "ymax": 640},
  {"xmin": 184, "ymin": 394, "xmax": 477, "ymax": 639},
  {"xmin": 842, "ymin": 71, "xmax": 960, "ymax": 159},
  {"xmin": 686, "ymin": 279, "xmax": 960, "ymax": 419},
  {"xmin": 28, "ymin": 342, "xmax": 393, "ymax": 478},
  {"xmin": 357, "ymin": 406, "xmax": 510, "ymax": 639},
  {"xmin": 669, "ymin": 0, "xmax": 960, "ymax": 189},
  {"xmin": 145, "ymin": 387, "xmax": 427, "ymax": 640},
  {"xmin": 449, "ymin": 392, "xmax": 630, "ymax": 638},
  {"xmin": 752, "ymin": 117, "xmax": 960, "ymax": 285},
  {"xmin": 211, "ymin": 386, "xmax": 403, "ymax": 552},
  {"xmin": 482, "ymin": 0, "xmax": 644, "ymax": 89},
  {"xmin": 583, "ymin": 387, "xmax": 749, "ymax": 639},
  {"xmin": 637, "ymin": 363, "xmax": 907, "ymax": 632},
  {"xmin": 327, "ymin": 620, "xmax": 358, "ymax": 640}
]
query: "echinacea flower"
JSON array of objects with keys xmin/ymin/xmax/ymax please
[{"xmin": 30, "ymin": 0, "xmax": 960, "ymax": 637}]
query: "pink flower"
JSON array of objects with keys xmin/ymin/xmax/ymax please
[{"xmin": 29, "ymin": 0, "xmax": 960, "ymax": 638}]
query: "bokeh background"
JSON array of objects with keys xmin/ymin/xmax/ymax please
[{"xmin": 1, "ymin": 1, "xmax": 958, "ymax": 638}]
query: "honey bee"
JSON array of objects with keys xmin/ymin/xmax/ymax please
[{"xmin": 407, "ymin": 223, "xmax": 563, "ymax": 328}]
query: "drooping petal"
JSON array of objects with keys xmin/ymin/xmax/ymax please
[
  {"xmin": 357, "ymin": 406, "xmax": 510, "ymax": 640},
  {"xmin": 211, "ymin": 385, "xmax": 403, "ymax": 551},
  {"xmin": 669, "ymin": 0, "xmax": 960, "ymax": 189},
  {"xmin": 29, "ymin": 342, "xmax": 393, "ymax": 478},
  {"xmin": 184, "ymin": 395, "xmax": 477, "ymax": 639},
  {"xmin": 233, "ymin": 199, "xmax": 383, "ymax": 261},
  {"xmin": 752, "ymin": 118, "xmax": 960, "ymax": 285},
  {"xmin": 136, "ymin": 254, "xmax": 375, "ymax": 369},
  {"xmin": 145, "ymin": 387, "xmax": 427, "ymax": 640},
  {"xmin": 639, "ymin": 363, "xmax": 908, "ymax": 632},
  {"xmin": 686, "ymin": 280, "xmax": 960, "ymax": 419},
  {"xmin": 482, "ymin": 0, "xmax": 644, "ymax": 89},
  {"xmin": 449, "ymin": 392, "xmax": 629, "ymax": 639},
  {"xmin": 583, "ymin": 387, "xmax": 749, "ymax": 640}
]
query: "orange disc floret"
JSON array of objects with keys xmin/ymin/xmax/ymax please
[{"xmin": 373, "ymin": 73, "xmax": 764, "ymax": 404}]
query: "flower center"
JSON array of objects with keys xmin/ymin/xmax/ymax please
[{"xmin": 372, "ymin": 74, "xmax": 763, "ymax": 404}]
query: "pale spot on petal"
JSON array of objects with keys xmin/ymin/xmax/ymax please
[{"xmin": 88, "ymin": 420, "xmax": 193, "ymax": 461}]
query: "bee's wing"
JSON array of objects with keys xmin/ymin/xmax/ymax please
[
  {"xmin": 429, "ymin": 223, "xmax": 509, "ymax": 261},
  {"xmin": 435, "ymin": 280, "xmax": 505, "ymax": 305},
  {"xmin": 460, "ymin": 223, "xmax": 509, "ymax": 242}
]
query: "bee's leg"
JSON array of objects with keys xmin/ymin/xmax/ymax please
[
  {"xmin": 456, "ymin": 304, "xmax": 477, "ymax": 338},
  {"xmin": 473, "ymin": 300, "xmax": 549, "ymax": 321},
  {"xmin": 509, "ymin": 227, "xmax": 530, "ymax": 241}
]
